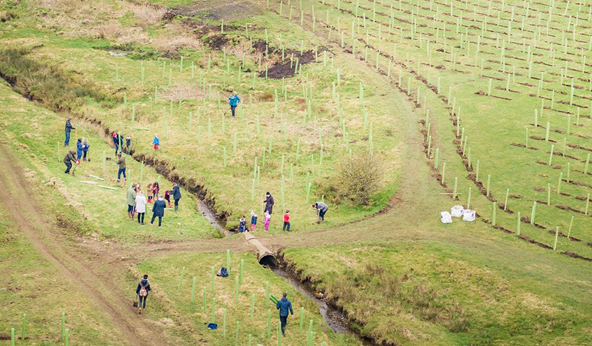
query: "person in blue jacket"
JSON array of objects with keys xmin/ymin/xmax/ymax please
[
  {"xmin": 276, "ymin": 293, "xmax": 294, "ymax": 336},
  {"xmin": 150, "ymin": 196, "xmax": 167, "ymax": 227},
  {"xmin": 76, "ymin": 138, "xmax": 83, "ymax": 161},
  {"xmin": 172, "ymin": 183, "xmax": 182, "ymax": 212},
  {"xmin": 82, "ymin": 139, "xmax": 90, "ymax": 162},
  {"xmin": 64, "ymin": 118, "xmax": 75, "ymax": 146},
  {"xmin": 135, "ymin": 274, "xmax": 151, "ymax": 314},
  {"xmin": 228, "ymin": 91, "xmax": 241, "ymax": 117}
]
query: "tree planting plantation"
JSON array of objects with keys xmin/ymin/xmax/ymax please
[{"xmin": 0, "ymin": 0, "xmax": 591, "ymax": 345}]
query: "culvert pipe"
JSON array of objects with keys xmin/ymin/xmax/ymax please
[{"xmin": 244, "ymin": 232, "xmax": 277, "ymax": 267}]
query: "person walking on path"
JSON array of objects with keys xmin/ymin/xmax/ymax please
[
  {"xmin": 135, "ymin": 190, "xmax": 147, "ymax": 225},
  {"xmin": 172, "ymin": 183, "xmax": 182, "ymax": 212},
  {"xmin": 276, "ymin": 293, "xmax": 293, "ymax": 337},
  {"xmin": 76, "ymin": 138, "xmax": 83, "ymax": 162},
  {"xmin": 228, "ymin": 91, "xmax": 241, "ymax": 117},
  {"xmin": 312, "ymin": 202, "xmax": 329, "ymax": 224},
  {"xmin": 64, "ymin": 118, "xmax": 75, "ymax": 146},
  {"xmin": 82, "ymin": 139, "xmax": 90, "ymax": 162},
  {"xmin": 263, "ymin": 192, "xmax": 274, "ymax": 215},
  {"xmin": 63, "ymin": 150, "xmax": 77, "ymax": 175},
  {"xmin": 283, "ymin": 210, "xmax": 290, "ymax": 231},
  {"xmin": 135, "ymin": 274, "xmax": 151, "ymax": 314},
  {"xmin": 116, "ymin": 153, "xmax": 126, "ymax": 182},
  {"xmin": 150, "ymin": 196, "xmax": 166, "ymax": 227},
  {"xmin": 127, "ymin": 184, "xmax": 137, "ymax": 220},
  {"xmin": 153, "ymin": 134, "xmax": 160, "ymax": 150}
]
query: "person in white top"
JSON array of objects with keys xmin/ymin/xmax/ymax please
[{"xmin": 135, "ymin": 190, "xmax": 148, "ymax": 225}]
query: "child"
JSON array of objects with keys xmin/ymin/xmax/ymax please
[
  {"xmin": 250, "ymin": 210, "xmax": 257, "ymax": 231},
  {"xmin": 239, "ymin": 216, "xmax": 247, "ymax": 233},
  {"xmin": 152, "ymin": 182, "xmax": 160, "ymax": 201},
  {"xmin": 126, "ymin": 135, "xmax": 131, "ymax": 155},
  {"xmin": 147, "ymin": 183, "xmax": 153, "ymax": 203},
  {"xmin": 82, "ymin": 139, "xmax": 90, "ymax": 162},
  {"xmin": 153, "ymin": 134, "xmax": 160, "ymax": 150},
  {"xmin": 264, "ymin": 211, "xmax": 271, "ymax": 231},
  {"xmin": 164, "ymin": 190, "xmax": 172, "ymax": 208},
  {"xmin": 283, "ymin": 210, "xmax": 290, "ymax": 231}
]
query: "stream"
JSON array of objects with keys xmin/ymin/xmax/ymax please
[
  {"xmin": 194, "ymin": 195, "xmax": 372, "ymax": 344},
  {"xmin": 271, "ymin": 268, "xmax": 375, "ymax": 346}
]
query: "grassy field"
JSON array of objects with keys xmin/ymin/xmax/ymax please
[{"xmin": 0, "ymin": 0, "xmax": 591, "ymax": 345}]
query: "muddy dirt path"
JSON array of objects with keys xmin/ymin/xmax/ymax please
[{"xmin": 0, "ymin": 146, "xmax": 172, "ymax": 346}]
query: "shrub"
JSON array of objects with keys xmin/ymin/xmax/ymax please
[{"xmin": 336, "ymin": 152, "xmax": 383, "ymax": 205}]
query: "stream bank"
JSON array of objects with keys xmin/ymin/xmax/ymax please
[{"xmin": 270, "ymin": 256, "xmax": 377, "ymax": 346}]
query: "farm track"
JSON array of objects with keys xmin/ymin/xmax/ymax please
[{"xmin": 0, "ymin": 144, "xmax": 173, "ymax": 346}]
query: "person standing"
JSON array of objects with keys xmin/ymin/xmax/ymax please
[
  {"xmin": 263, "ymin": 192, "xmax": 275, "ymax": 215},
  {"xmin": 283, "ymin": 210, "xmax": 290, "ymax": 231},
  {"xmin": 135, "ymin": 190, "xmax": 147, "ymax": 225},
  {"xmin": 112, "ymin": 131, "xmax": 120, "ymax": 155},
  {"xmin": 276, "ymin": 293, "xmax": 293, "ymax": 337},
  {"xmin": 312, "ymin": 202, "xmax": 329, "ymax": 223},
  {"xmin": 135, "ymin": 274, "xmax": 151, "ymax": 314},
  {"xmin": 63, "ymin": 150, "xmax": 77, "ymax": 175},
  {"xmin": 82, "ymin": 139, "xmax": 90, "ymax": 162},
  {"xmin": 150, "ymin": 196, "xmax": 167, "ymax": 227},
  {"xmin": 126, "ymin": 135, "xmax": 132, "ymax": 155},
  {"xmin": 172, "ymin": 183, "xmax": 182, "ymax": 212},
  {"xmin": 250, "ymin": 211, "xmax": 258, "ymax": 231},
  {"xmin": 228, "ymin": 91, "xmax": 241, "ymax": 117},
  {"xmin": 116, "ymin": 153, "xmax": 126, "ymax": 182},
  {"xmin": 76, "ymin": 138, "xmax": 83, "ymax": 163},
  {"xmin": 127, "ymin": 184, "xmax": 137, "ymax": 220},
  {"xmin": 64, "ymin": 118, "xmax": 75, "ymax": 146},
  {"xmin": 153, "ymin": 134, "xmax": 160, "ymax": 150}
]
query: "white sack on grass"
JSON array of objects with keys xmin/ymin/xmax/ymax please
[
  {"xmin": 451, "ymin": 205, "xmax": 464, "ymax": 217},
  {"xmin": 463, "ymin": 210, "xmax": 476, "ymax": 222},
  {"xmin": 441, "ymin": 211, "xmax": 452, "ymax": 224}
]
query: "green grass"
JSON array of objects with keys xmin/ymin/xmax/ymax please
[
  {"xmin": 137, "ymin": 251, "xmax": 363, "ymax": 345},
  {"xmin": 0, "ymin": 0, "xmax": 591, "ymax": 345},
  {"xmin": 283, "ymin": 242, "xmax": 592, "ymax": 345},
  {"xmin": 0, "ymin": 80, "xmax": 215, "ymax": 242}
]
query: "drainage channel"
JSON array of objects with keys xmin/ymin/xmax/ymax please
[
  {"xmin": 196, "ymin": 199, "xmax": 232, "ymax": 236},
  {"xmin": 270, "ymin": 267, "xmax": 375, "ymax": 346}
]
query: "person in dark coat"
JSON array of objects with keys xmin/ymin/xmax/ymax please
[
  {"xmin": 276, "ymin": 293, "xmax": 293, "ymax": 336},
  {"xmin": 150, "ymin": 196, "xmax": 167, "ymax": 227},
  {"xmin": 112, "ymin": 131, "xmax": 120, "ymax": 155},
  {"xmin": 135, "ymin": 274, "xmax": 151, "ymax": 314},
  {"xmin": 125, "ymin": 135, "xmax": 131, "ymax": 155},
  {"xmin": 63, "ymin": 150, "xmax": 77, "ymax": 175},
  {"xmin": 64, "ymin": 118, "xmax": 75, "ymax": 146},
  {"xmin": 172, "ymin": 183, "xmax": 182, "ymax": 212},
  {"xmin": 263, "ymin": 192, "xmax": 274, "ymax": 215}
]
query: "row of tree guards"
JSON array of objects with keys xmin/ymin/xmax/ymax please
[
  {"xmin": 178, "ymin": 250, "xmax": 325, "ymax": 345},
  {"xmin": 264, "ymin": 0, "xmax": 591, "ymax": 250},
  {"xmin": 5, "ymin": 313, "xmax": 70, "ymax": 346}
]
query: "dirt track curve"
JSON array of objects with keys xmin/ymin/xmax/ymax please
[{"xmin": 0, "ymin": 146, "xmax": 172, "ymax": 346}]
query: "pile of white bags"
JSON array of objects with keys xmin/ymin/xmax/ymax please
[{"xmin": 440, "ymin": 205, "xmax": 476, "ymax": 223}]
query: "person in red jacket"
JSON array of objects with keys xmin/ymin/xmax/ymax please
[{"xmin": 282, "ymin": 210, "xmax": 290, "ymax": 231}]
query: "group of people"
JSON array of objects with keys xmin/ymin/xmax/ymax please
[
  {"xmin": 111, "ymin": 130, "xmax": 132, "ymax": 156},
  {"xmin": 126, "ymin": 182, "xmax": 182, "ymax": 227},
  {"xmin": 236, "ymin": 192, "xmax": 329, "ymax": 232}
]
